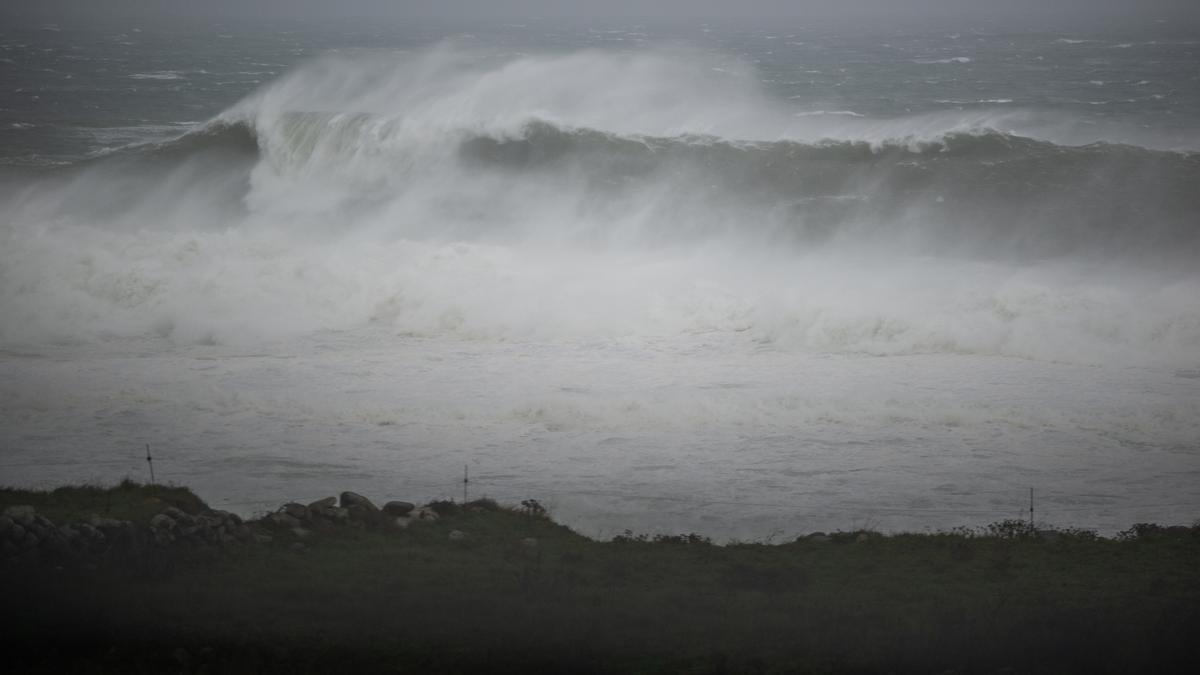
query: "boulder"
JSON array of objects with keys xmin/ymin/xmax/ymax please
[
  {"xmin": 291, "ymin": 527, "xmax": 312, "ymax": 539},
  {"xmin": 150, "ymin": 513, "xmax": 176, "ymax": 531},
  {"xmin": 77, "ymin": 523, "xmax": 103, "ymax": 542},
  {"xmin": 2, "ymin": 505, "xmax": 35, "ymax": 526},
  {"xmin": 521, "ymin": 537, "xmax": 538, "ymax": 549},
  {"xmin": 340, "ymin": 492, "xmax": 378, "ymax": 511},
  {"xmin": 414, "ymin": 508, "xmax": 439, "ymax": 522},
  {"xmin": 163, "ymin": 507, "xmax": 193, "ymax": 525},
  {"xmin": 390, "ymin": 517, "xmax": 411, "ymax": 530},
  {"xmin": 0, "ymin": 516, "xmax": 15, "ymax": 537},
  {"xmin": 282, "ymin": 503, "xmax": 310, "ymax": 521},
  {"xmin": 346, "ymin": 502, "xmax": 384, "ymax": 525},
  {"xmin": 382, "ymin": 501, "xmax": 415, "ymax": 517},
  {"xmin": 265, "ymin": 512, "xmax": 301, "ymax": 529},
  {"xmin": 7, "ymin": 523, "xmax": 27, "ymax": 542},
  {"xmin": 208, "ymin": 510, "xmax": 242, "ymax": 526},
  {"xmin": 308, "ymin": 497, "xmax": 337, "ymax": 511},
  {"xmin": 448, "ymin": 530, "xmax": 467, "ymax": 541},
  {"xmin": 87, "ymin": 515, "xmax": 126, "ymax": 531}
]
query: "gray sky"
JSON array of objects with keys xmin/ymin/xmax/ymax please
[{"xmin": 4, "ymin": 0, "xmax": 1199, "ymax": 31}]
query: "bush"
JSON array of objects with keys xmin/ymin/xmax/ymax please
[{"xmin": 985, "ymin": 519, "xmax": 1036, "ymax": 539}]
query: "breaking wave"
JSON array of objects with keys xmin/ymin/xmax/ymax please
[{"xmin": 1, "ymin": 45, "xmax": 1197, "ymax": 366}]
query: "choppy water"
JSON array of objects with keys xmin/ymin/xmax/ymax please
[{"xmin": 1, "ymin": 23, "xmax": 1198, "ymax": 538}]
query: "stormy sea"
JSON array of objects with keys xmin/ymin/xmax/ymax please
[{"xmin": 2, "ymin": 21, "xmax": 1198, "ymax": 539}]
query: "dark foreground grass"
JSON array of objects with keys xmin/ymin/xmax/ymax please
[{"xmin": 2, "ymin": 483, "xmax": 1198, "ymax": 674}]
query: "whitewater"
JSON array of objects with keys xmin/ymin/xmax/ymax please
[{"xmin": 2, "ymin": 34, "xmax": 1198, "ymax": 538}]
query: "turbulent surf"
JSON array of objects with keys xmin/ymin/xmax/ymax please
[
  {"xmin": 2, "ymin": 46, "xmax": 1197, "ymax": 366},
  {"xmin": 1, "ymin": 34, "xmax": 1197, "ymax": 537}
]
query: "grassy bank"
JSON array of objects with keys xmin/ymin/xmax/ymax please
[{"xmin": 2, "ymin": 482, "xmax": 1198, "ymax": 674}]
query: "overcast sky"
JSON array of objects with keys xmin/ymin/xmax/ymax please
[{"xmin": 4, "ymin": 0, "xmax": 1199, "ymax": 31}]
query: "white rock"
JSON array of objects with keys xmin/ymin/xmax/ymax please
[{"xmin": 150, "ymin": 513, "xmax": 176, "ymax": 530}]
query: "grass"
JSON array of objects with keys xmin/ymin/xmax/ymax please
[
  {"xmin": 0, "ymin": 478, "xmax": 208, "ymax": 524},
  {"xmin": 2, "ymin": 482, "xmax": 1199, "ymax": 674}
]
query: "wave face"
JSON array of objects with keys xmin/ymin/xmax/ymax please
[{"xmin": 1, "ymin": 45, "xmax": 1198, "ymax": 366}]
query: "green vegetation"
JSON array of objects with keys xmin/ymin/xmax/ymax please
[
  {"xmin": 0, "ymin": 478, "xmax": 207, "ymax": 525},
  {"xmin": 2, "ymin": 482, "xmax": 1198, "ymax": 674}
]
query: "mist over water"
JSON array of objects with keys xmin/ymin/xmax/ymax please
[{"xmin": 1, "ymin": 27, "xmax": 1198, "ymax": 537}]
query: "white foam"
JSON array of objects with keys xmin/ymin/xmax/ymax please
[{"xmin": 129, "ymin": 71, "xmax": 185, "ymax": 81}]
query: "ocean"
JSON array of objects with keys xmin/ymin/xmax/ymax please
[{"xmin": 1, "ymin": 20, "xmax": 1198, "ymax": 538}]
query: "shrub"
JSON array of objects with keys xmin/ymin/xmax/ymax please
[{"xmin": 985, "ymin": 519, "xmax": 1036, "ymax": 539}]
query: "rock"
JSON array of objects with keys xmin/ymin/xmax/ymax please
[
  {"xmin": 42, "ymin": 532, "xmax": 73, "ymax": 557},
  {"xmin": 308, "ymin": 497, "xmax": 337, "ymax": 511},
  {"xmin": 521, "ymin": 537, "xmax": 538, "ymax": 548},
  {"xmin": 806, "ymin": 533, "xmax": 831, "ymax": 544},
  {"xmin": 289, "ymin": 542, "xmax": 307, "ymax": 554},
  {"xmin": 0, "ymin": 515, "xmax": 13, "ymax": 535},
  {"xmin": 346, "ymin": 504, "xmax": 382, "ymax": 525},
  {"xmin": 282, "ymin": 503, "xmax": 310, "ymax": 521},
  {"xmin": 414, "ymin": 507, "xmax": 439, "ymax": 522},
  {"xmin": 253, "ymin": 534, "xmax": 273, "ymax": 545},
  {"xmin": 87, "ymin": 515, "xmax": 125, "ymax": 531},
  {"xmin": 448, "ymin": 530, "xmax": 467, "ymax": 541},
  {"xmin": 265, "ymin": 512, "xmax": 301, "ymax": 529},
  {"xmin": 7, "ymin": 523, "xmax": 27, "ymax": 541},
  {"xmin": 150, "ymin": 514, "xmax": 176, "ymax": 531},
  {"xmin": 382, "ymin": 501, "xmax": 415, "ymax": 517},
  {"xmin": 390, "ymin": 517, "xmax": 411, "ymax": 530},
  {"xmin": 340, "ymin": 492, "xmax": 378, "ymax": 511},
  {"xmin": 327, "ymin": 507, "xmax": 350, "ymax": 523},
  {"xmin": 208, "ymin": 510, "xmax": 242, "ymax": 526},
  {"xmin": 2, "ymin": 505, "xmax": 35, "ymax": 526},
  {"xmin": 290, "ymin": 527, "xmax": 312, "ymax": 539},
  {"xmin": 163, "ymin": 507, "xmax": 192, "ymax": 525}
]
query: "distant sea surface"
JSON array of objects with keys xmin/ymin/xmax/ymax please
[{"xmin": 2, "ymin": 22, "xmax": 1198, "ymax": 538}]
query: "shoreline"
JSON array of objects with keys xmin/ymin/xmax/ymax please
[{"xmin": 3, "ymin": 480, "xmax": 1199, "ymax": 673}]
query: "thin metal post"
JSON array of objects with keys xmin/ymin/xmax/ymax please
[
  {"xmin": 146, "ymin": 443, "xmax": 156, "ymax": 485},
  {"xmin": 1029, "ymin": 487, "xmax": 1034, "ymax": 530},
  {"xmin": 463, "ymin": 464, "xmax": 469, "ymax": 503}
]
